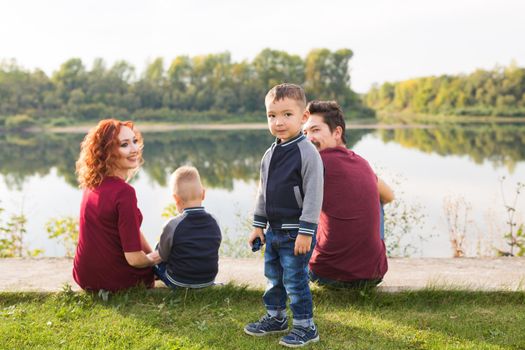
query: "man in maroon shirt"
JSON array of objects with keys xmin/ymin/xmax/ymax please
[{"xmin": 303, "ymin": 100, "xmax": 394, "ymax": 288}]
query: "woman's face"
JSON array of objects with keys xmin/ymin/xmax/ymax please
[{"xmin": 114, "ymin": 125, "xmax": 141, "ymax": 174}]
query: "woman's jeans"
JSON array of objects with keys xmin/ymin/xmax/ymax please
[{"xmin": 263, "ymin": 228, "xmax": 316, "ymax": 321}]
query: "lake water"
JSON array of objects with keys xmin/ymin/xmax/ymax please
[{"xmin": 1, "ymin": 123, "xmax": 524, "ymax": 257}]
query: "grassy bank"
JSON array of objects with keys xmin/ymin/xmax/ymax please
[{"xmin": 1, "ymin": 285, "xmax": 524, "ymax": 349}]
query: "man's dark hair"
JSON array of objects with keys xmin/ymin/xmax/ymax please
[
  {"xmin": 306, "ymin": 100, "xmax": 347, "ymax": 145},
  {"xmin": 265, "ymin": 83, "xmax": 306, "ymax": 108}
]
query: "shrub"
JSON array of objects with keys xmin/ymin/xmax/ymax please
[
  {"xmin": 47, "ymin": 117, "xmax": 73, "ymax": 127},
  {"xmin": 45, "ymin": 216, "xmax": 79, "ymax": 257},
  {"xmin": 4, "ymin": 114, "xmax": 37, "ymax": 130}
]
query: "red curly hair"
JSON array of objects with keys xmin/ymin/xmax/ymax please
[{"xmin": 76, "ymin": 119, "xmax": 143, "ymax": 189}]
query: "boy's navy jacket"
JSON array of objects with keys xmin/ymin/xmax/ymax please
[
  {"xmin": 158, "ymin": 207, "xmax": 221, "ymax": 287},
  {"xmin": 253, "ymin": 133, "xmax": 324, "ymax": 236}
]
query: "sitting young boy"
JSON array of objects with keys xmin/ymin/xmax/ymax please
[{"xmin": 154, "ymin": 165, "xmax": 222, "ymax": 289}]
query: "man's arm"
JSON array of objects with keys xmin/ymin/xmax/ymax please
[{"xmin": 378, "ymin": 178, "xmax": 395, "ymax": 204}]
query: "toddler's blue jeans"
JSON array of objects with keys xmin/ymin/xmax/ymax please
[{"xmin": 263, "ymin": 227, "xmax": 316, "ymax": 321}]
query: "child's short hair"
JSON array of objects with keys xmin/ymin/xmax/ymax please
[
  {"xmin": 265, "ymin": 83, "xmax": 307, "ymax": 109},
  {"xmin": 169, "ymin": 166, "xmax": 203, "ymax": 201}
]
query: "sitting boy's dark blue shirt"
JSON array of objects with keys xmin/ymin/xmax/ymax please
[{"xmin": 157, "ymin": 207, "xmax": 222, "ymax": 287}]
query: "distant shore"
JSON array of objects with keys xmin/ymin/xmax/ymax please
[
  {"xmin": 5, "ymin": 115, "xmax": 525, "ymax": 134},
  {"xmin": 44, "ymin": 122, "xmax": 436, "ymax": 134}
]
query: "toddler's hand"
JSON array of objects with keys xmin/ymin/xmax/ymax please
[
  {"xmin": 248, "ymin": 227, "xmax": 265, "ymax": 247},
  {"xmin": 294, "ymin": 234, "xmax": 312, "ymax": 256}
]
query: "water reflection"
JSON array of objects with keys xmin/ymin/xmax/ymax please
[
  {"xmin": 0, "ymin": 128, "xmax": 371, "ymax": 190},
  {"xmin": 142, "ymin": 131, "xmax": 272, "ymax": 189},
  {"xmin": 0, "ymin": 132, "xmax": 80, "ymax": 190},
  {"xmin": 378, "ymin": 124, "xmax": 525, "ymax": 172},
  {"xmin": 2, "ymin": 123, "xmax": 524, "ymax": 257}
]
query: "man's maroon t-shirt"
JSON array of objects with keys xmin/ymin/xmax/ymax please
[
  {"xmin": 73, "ymin": 177, "xmax": 154, "ymax": 291},
  {"xmin": 309, "ymin": 147, "xmax": 388, "ymax": 282}
]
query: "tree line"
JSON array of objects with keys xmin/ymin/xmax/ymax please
[
  {"xmin": 0, "ymin": 48, "xmax": 373, "ymax": 129},
  {"xmin": 364, "ymin": 62, "xmax": 525, "ymax": 117}
]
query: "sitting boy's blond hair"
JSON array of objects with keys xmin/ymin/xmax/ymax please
[{"xmin": 170, "ymin": 166, "xmax": 203, "ymax": 202}]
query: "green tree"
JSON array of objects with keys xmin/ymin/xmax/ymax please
[
  {"xmin": 365, "ymin": 63, "xmax": 525, "ymax": 117},
  {"xmin": 304, "ymin": 48, "xmax": 357, "ymax": 109},
  {"xmin": 134, "ymin": 58, "xmax": 165, "ymax": 109},
  {"xmin": 0, "ymin": 48, "xmax": 370, "ymax": 123},
  {"xmin": 52, "ymin": 58, "xmax": 87, "ymax": 103},
  {"xmin": 253, "ymin": 49, "xmax": 305, "ymax": 90}
]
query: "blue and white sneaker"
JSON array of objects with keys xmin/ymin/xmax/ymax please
[
  {"xmin": 279, "ymin": 325, "xmax": 319, "ymax": 347},
  {"xmin": 244, "ymin": 314, "xmax": 289, "ymax": 336}
]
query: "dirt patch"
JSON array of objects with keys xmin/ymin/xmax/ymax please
[{"xmin": 1, "ymin": 257, "xmax": 524, "ymax": 292}]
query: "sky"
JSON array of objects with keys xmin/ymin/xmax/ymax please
[{"xmin": 1, "ymin": 0, "xmax": 524, "ymax": 92}]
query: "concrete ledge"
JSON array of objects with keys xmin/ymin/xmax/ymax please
[{"xmin": 1, "ymin": 257, "xmax": 524, "ymax": 292}]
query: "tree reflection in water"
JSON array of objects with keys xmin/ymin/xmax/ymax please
[
  {"xmin": 1, "ymin": 124, "xmax": 524, "ymax": 191},
  {"xmin": 0, "ymin": 128, "xmax": 371, "ymax": 190},
  {"xmin": 378, "ymin": 123, "xmax": 525, "ymax": 173}
]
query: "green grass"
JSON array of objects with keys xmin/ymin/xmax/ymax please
[{"xmin": 1, "ymin": 285, "xmax": 524, "ymax": 349}]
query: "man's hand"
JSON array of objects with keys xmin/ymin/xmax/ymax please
[
  {"xmin": 294, "ymin": 234, "xmax": 312, "ymax": 256},
  {"xmin": 248, "ymin": 227, "xmax": 265, "ymax": 247}
]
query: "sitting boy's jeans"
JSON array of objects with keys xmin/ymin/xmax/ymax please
[
  {"xmin": 263, "ymin": 228, "xmax": 316, "ymax": 321},
  {"xmin": 153, "ymin": 262, "xmax": 216, "ymax": 290},
  {"xmin": 153, "ymin": 262, "xmax": 179, "ymax": 290}
]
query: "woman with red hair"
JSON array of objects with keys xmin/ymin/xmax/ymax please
[{"xmin": 73, "ymin": 119, "xmax": 161, "ymax": 292}]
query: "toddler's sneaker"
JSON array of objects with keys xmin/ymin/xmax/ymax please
[
  {"xmin": 244, "ymin": 314, "xmax": 288, "ymax": 336},
  {"xmin": 279, "ymin": 325, "xmax": 319, "ymax": 347}
]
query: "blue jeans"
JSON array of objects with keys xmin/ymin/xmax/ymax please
[
  {"xmin": 153, "ymin": 262, "xmax": 179, "ymax": 290},
  {"xmin": 153, "ymin": 262, "xmax": 216, "ymax": 290},
  {"xmin": 380, "ymin": 204, "xmax": 385, "ymax": 241},
  {"xmin": 263, "ymin": 228, "xmax": 316, "ymax": 321}
]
